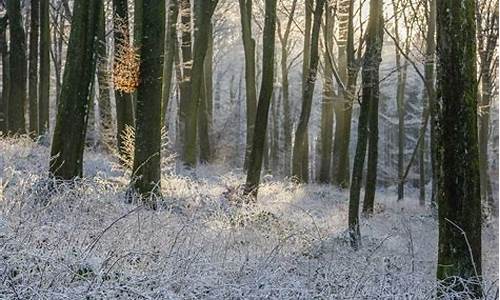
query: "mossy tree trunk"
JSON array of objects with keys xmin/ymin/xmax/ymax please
[
  {"xmin": 130, "ymin": 0, "xmax": 165, "ymax": 203},
  {"xmin": 38, "ymin": 0, "xmax": 50, "ymax": 135},
  {"xmin": 6, "ymin": 0, "xmax": 27, "ymax": 134},
  {"xmin": 292, "ymin": 0, "xmax": 325, "ymax": 183},
  {"xmin": 112, "ymin": 0, "xmax": 135, "ymax": 156},
  {"xmin": 49, "ymin": 0, "xmax": 102, "ymax": 180},
  {"xmin": 243, "ymin": 0, "xmax": 277, "ymax": 198},
  {"xmin": 28, "ymin": 0, "xmax": 39, "ymax": 136},
  {"xmin": 348, "ymin": 0, "xmax": 383, "ymax": 248},
  {"xmin": 435, "ymin": 0, "xmax": 482, "ymax": 296}
]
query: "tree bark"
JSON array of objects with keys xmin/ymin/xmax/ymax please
[
  {"xmin": 292, "ymin": 0, "xmax": 325, "ymax": 183},
  {"xmin": 49, "ymin": 0, "xmax": 102, "ymax": 179},
  {"xmin": 0, "ymin": 15, "xmax": 9, "ymax": 132},
  {"xmin": 38, "ymin": 0, "xmax": 50, "ymax": 135},
  {"xmin": 181, "ymin": 0, "xmax": 218, "ymax": 167},
  {"xmin": 436, "ymin": 0, "xmax": 482, "ymax": 296},
  {"xmin": 348, "ymin": 0, "xmax": 383, "ymax": 247},
  {"xmin": 239, "ymin": 0, "xmax": 258, "ymax": 170},
  {"xmin": 162, "ymin": 0, "xmax": 179, "ymax": 126},
  {"xmin": 318, "ymin": 3, "xmax": 334, "ymax": 183},
  {"xmin": 28, "ymin": 0, "xmax": 39, "ymax": 136},
  {"xmin": 96, "ymin": 3, "xmax": 113, "ymax": 150},
  {"xmin": 6, "ymin": 0, "xmax": 27, "ymax": 134},
  {"xmin": 243, "ymin": 0, "xmax": 277, "ymax": 198},
  {"xmin": 131, "ymin": 0, "xmax": 165, "ymax": 203}
]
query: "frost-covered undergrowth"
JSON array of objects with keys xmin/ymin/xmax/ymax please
[{"xmin": 0, "ymin": 137, "xmax": 498, "ymax": 299}]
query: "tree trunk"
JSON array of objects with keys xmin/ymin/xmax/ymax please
[
  {"xmin": 38, "ymin": 0, "xmax": 50, "ymax": 135},
  {"xmin": 318, "ymin": 3, "xmax": 334, "ymax": 183},
  {"xmin": 348, "ymin": 0, "xmax": 383, "ymax": 248},
  {"xmin": 0, "ymin": 16, "xmax": 9, "ymax": 132},
  {"xmin": 6, "ymin": 0, "xmax": 27, "ymax": 134},
  {"xmin": 112, "ymin": 0, "xmax": 135, "ymax": 156},
  {"xmin": 239, "ymin": 0, "xmax": 258, "ymax": 170},
  {"xmin": 292, "ymin": 0, "xmax": 324, "ymax": 183},
  {"xmin": 131, "ymin": 0, "xmax": 165, "ymax": 203},
  {"xmin": 28, "ymin": 0, "xmax": 39, "ymax": 136},
  {"xmin": 332, "ymin": 0, "xmax": 355, "ymax": 188},
  {"xmin": 243, "ymin": 0, "xmax": 277, "ymax": 198},
  {"xmin": 49, "ymin": 0, "xmax": 102, "ymax": 179},
  {"xmin": 435, "ymin": 0, "xmax": 482, "ymax": 296},
  {"xmin": 96, "ymin": 4, "xmax": 113, "ymax": 151},
  {"xmin": 181, "ymin": 0, "xmax": 218, "ymax": 167},
  {"xmin": 162, "ymin": 0, "xmax": 179, "ymax": 125}
]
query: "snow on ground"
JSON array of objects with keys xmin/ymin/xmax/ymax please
[{"xmin": 0, "ymin": 137, "xmax": 498, "ymax": 299}]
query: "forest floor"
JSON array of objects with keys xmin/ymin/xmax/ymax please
[{"xmin": 0, "ymin": 137, "xmax": 498, "ymax": 299}]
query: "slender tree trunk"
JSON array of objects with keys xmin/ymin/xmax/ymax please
[
  {"xmin": 178, "ymin": 0, "xmax": 193, "ymax": 165},
  {"xmin": 348, "ymin": 0, "xmax": 383, "ymax": 248},
  {"xmin": 0, "ymin": 16, "xmax": 9, "ymax": 132},
  {"xmin": 426, "ymin": 0, "xmax": 437, "ymax": 209},
  {"xmin": 391, "ymin": 1, "xmax": 409, "ymax": 201},
  {"xmin": 181, "ymin": 0, "xmax": 218, "ymax": 167},
  {"xmin": 332, "ymin": 0, "xmax": 356, "ymax": 188},
  {"xmin": 239, "ymin": 0, "xmax": 258, "ymax": 170},
  {"xmin": 6, "ymin": 0, "xmax": 27, "ymax": 134},
  {"xmin": 38, "ymin": 0, "xmax": 50, "ymax": 135},
  {"xmin": 49, "ymin": 0, "xmax": 102, "ymax": 179},
  {"xmin": 436, "ymin": 0, "xmax": 482, "ymax": 296},
  {"xmin": 112, "ymin": 0, "xmax": 135, "ymax": 156},
  {"xmin": 28, "ymin": 0, "xmax": 39, "ymax": 136},
  {"xmin": 318, "ymin": 3, "xmax": 334, "ymax": 183},
  {"xmin": 276, "ymin": 0, "xmax": 296, "ymax": 177},
  {"xmin": 96, "ymin": 4, "xmax": 113, "ymax": 150},
  {"xmin": 131, "ymin": 0, "xmax": 165, "ymax": 203},
  {"xmin": 243, "ymin": 0, "xmax": 277, "ymax": 198},
  {"xmin": 292, "ymin": 0, "xmax": 324, "ymax": 183},
  {"xmin": 162, "ymin": 0, "xmax": 179, "ymax": 125}
]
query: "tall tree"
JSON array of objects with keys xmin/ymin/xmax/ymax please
[
  {"xmin": 28, "ymin": 0, "xmax": 39, "ymax": 136},
  {"xmin": 181, "ymin": 0, "xmax": 218, "ymax": 167},
  {"xmin": 162, "ymin": 0, "xmax": 179, "ymax": 125},
  {"xmin": 477, "ymin": 0, "xmax": 498, "ymax": 213},
  {"xmin": 38, "ymin": 0, "xmax": 50, "ymax": 135},
  {"xmin": 331, "ymin": 0, "xmax": 356, "ymax": 187},
  {"xmin": 0, "ymin": 14, "xmax": 8, "ymax": 132},
  {"xmin": 276, "ymin": 0, "xmax": 297, "ymax": 176},
  {"xmin": 239, "ymin": 0, "xmax": 258, "ymax": 170},
  {"xmin": 178, "ymin": 0, "xmax": 193, "ymax": 165},
  {"xmin": 421, "ymin": 0, "xmax": 436, "ymax": 206},
  {"xmin": 291, "ymin": 0, "xmax": 325, "ymax": 183},
  {"xmin": 362, "ymin": 0, "xmax": 384, "ymax": 215},
  {"xmin": 318, "ymin": 2, "xmax": 334, "ymax": 183},
  {"xmin": 243, "ymin": 0, "xmax": 277, "ymax": 198},
  {"xmin": 436, "ymin": 0, "xmax": 482, "ymax": 296},
  {"xmin": 112, "ymin": 0, "xmax": 135, "ymax": 156},
  {"xmin": 392, "ymin": 0, "xmax": 409, "ymax": 201},
  {"xmin": 6, "ymin": 0, "xmax": 27, "ymax": 134},
  {"xmin": 96, "ymin": 3, "xmax": 113, "ymax": 150},
  {"xmin": 49, "ymin": 0, "xmax": 102, "ymax": 179},
  {"xmin": 130, "ymin": 0, "xmax": 165, "ymax": 202},
  {"xmin": 348, "ymin": 0, "xmax": 383, "ymax": 247}
]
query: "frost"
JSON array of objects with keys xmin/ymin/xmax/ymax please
[{"xmin": 0, "ymin": 137, "xmax": 497, "ymax": 299}]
